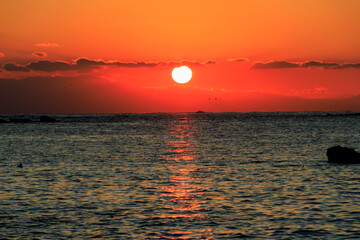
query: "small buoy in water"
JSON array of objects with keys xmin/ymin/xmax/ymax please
[{"xmin": 17, "ymin": 163, "xmax": 23, "ymax": 168}]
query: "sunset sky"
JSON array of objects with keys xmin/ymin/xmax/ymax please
[{"xmin": 1, "ymin": 0, "xmax": 360, "ymax": 113}]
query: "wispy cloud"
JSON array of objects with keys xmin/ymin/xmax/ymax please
[
  {"xmin": 160, "ymin": 60, "xmax": 216, "ymax": 68},
  {"xmin": 228, "ymin": 58, "xmax": 249, "ymax": 62},
  {"xmin": 32, "ymin": 52, "xmax": 47, "ymax": 57},
  {"xmin": 292, "ymin": 87, "xmax": 329, "ymax": 96},
  {"xmin": 35, "ymin": 43, "xmax": 60, "ymax": 48}
]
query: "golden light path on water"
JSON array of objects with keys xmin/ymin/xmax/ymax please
[
  {"xmin": 2, "ymin": 113, "xmax": 360, "ymax": 238},
  {"xmin": 155, "ymin": 116, "xmax": 213, "ymax": 239}
]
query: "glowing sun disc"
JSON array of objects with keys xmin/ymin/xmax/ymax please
[{"xmin": 172, "ymin": 66, "xmax": 192, "ymax": 84}]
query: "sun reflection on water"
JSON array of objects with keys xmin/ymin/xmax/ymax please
[{"xmin": 154, "ymin": 115, "xmax": 213, "ymax": 239}]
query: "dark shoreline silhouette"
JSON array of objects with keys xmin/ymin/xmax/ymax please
[{"xmin": 0, "ymin": 115, "xmax": 58, "ymax": 123}]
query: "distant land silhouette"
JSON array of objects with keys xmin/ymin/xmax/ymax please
[{"xmin": 0, "ymin": 76, "xmax": 360, "ymax": 113}]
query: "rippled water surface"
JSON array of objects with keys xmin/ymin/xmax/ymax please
[{"xmin": 1, "ymin": 112, "xmax": 360, "ymax": 239}]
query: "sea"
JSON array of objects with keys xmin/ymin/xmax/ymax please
[{"xmin": 0, "ymin": 112, "xmax": 360, "ymax": 239}]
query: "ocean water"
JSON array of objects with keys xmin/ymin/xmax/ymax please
[{"xmin": 0, "ymin": 112, "xmax": 360, "ymax": 239}]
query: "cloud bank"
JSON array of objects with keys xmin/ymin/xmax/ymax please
[
  {"xmin": 1, "ymin": 58, "xmax": 215, "ymax": 73},
  {"xmin": 1, "ymin": 58, "xmax": 359, "ymax": 74},
  {"xmin": 301, "ymin": 61, "xmax": 338, "ymax": 69},
  {"xmin": 27, "ymin": 60, "xmax": 74, "ymax": 72},
  {"xmin": 251, "ymin": 61, "xmax": 299, "ymax": 69},
  {"xmin": 251, "ymin": 60, "xmax": 360, "ymax": 70},
  {"xmin": 1, "ymin": 58, "xmax": 159, "ymax": 72},
  {"xmin": 3, "ymin": 63, "xmax": 30, "ymax": 72}
]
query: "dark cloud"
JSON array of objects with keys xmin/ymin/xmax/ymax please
[
  {"xmin": 184, "ymin": 60, "xmax": 216, "ymax": 66},
  {"xmin": 335, "ymin": 63, "xmax": 360, "ymax": 69},
  {"xmin": 32, "ymin": 52, "xmax": 47, "ymax": 57},
  {"xmin": 76, "ymin": 58, "xmax": 158, "ymax": 68},
  {"xmin": 3, "ymin": 58, "xmax": 360, "ymax": 74},
  {"xmin": 301, "ymin": 61, "xmax": 339, "ymax": 69},
  {"xmin": 250, "ymin": 60, "xmax": 360, "ymax": 70},
  {"xmin": 1, "ymin": 58, "xmax": 215, "ymax": 73},
  {"xmin": 113, "ymin": 61, "xmax": 158, "ymax": 68},
  {"xmin": 3, "ymin": 58, "xmax": 160, "ymax": 73},
  {"xmin": 3, "ymin": 63, "xmax": 30, "ymax": 72},
  {"xmin": 161, "ymin": 60, "xmax": 216, "ymax": 68},
  {"xmin": 76, "ymin": 58, "xmax": 214, "ymax": 68},
  {"xmin": 76, "ymin": 58, "xmax": 216, "ymax": 69},
  {"xmin": 27, "ymin": 60, "xmax": 74, "ymax": 72},
  {"xmin": 300, "ymin": 61, "xmax": 360, "ymax": 69},
  {"xmin": 251, "ymin": 61, "xmax": 299, "ymax": 69},
  {"xmin": 76, "ymin": 58, "xmax": 106, "ymax": 66}
]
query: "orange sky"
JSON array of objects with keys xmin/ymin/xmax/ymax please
[{"xmin": 1, "ymin": 0, "xmax": 360, "ymax": 113}]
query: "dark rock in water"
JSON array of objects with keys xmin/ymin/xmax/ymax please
[
  {"xmin": 9, "ymin": 118, "xmax": 32, "ymax": 123},
  {"xmin": 39, "ymin": 115, "xmax": 58, "ymax": 122},
  {"xmin": 195, "ymin": 110, "xmax": 205, "ymax": 113},
  {"xmin": 327, "ymin": 145, "xmax": 360, "ymax": 164},
  {"xmin": 17, "ymin": 163, "xmax": 23, "ymax": 168}
]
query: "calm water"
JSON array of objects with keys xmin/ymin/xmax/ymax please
[{"xmin": 1, "ymin": 112, "xmax": 360, "ymax": 239}]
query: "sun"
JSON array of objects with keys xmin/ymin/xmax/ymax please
[{"xmin": 172, "ymin": 66, "xmax": 192, "ymax": 84}]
